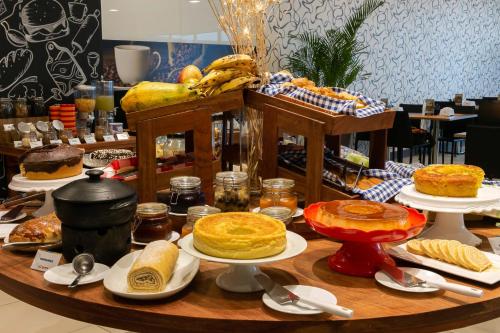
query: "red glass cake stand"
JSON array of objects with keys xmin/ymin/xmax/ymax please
[{"xmin": 304, "ymin": 203, "xmax": 426, "ymax": 277}]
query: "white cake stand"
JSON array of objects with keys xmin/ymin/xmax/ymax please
[
  {"xmin": 178, "ymin": 231, "xmax": 307, "ymax": 293},
  {"xmin": 8, "ymin": 170, "xmax": 88, "ymax": 217},
  {"xmin": 395, "ymin": 185, "xmax": 500, "ymax": 246}
]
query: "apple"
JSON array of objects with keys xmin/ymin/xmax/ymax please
[{"xmin": 178, "ymin": 65, "xmax": 203, "ymax": 83}]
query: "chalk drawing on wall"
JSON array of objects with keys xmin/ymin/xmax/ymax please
[
  {"xmin": 72, "ymin": 9, "xmax": 100, "ymax": 54},
  {"xmin": 0, "ymin": 49, "xmax": 33, "ymax": 92},
  {"xmin": 87, "ymin": 51, "xmax": 100, "ymax": 79},
  {"xmin": 8, "ymin": 75, "xmax": 44, "ymax": 99},
  {"xmin": 20, "ymin": 0, "xmax": 70, "ymax": 43}
]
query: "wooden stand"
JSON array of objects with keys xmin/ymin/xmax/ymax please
[
  {"xmin": 126, "ymin": 91, "xmax": 244, "ymax": 203},
  {"xmin": 245, "ymin": 90, "xmax": 395, "ymax": 205}
]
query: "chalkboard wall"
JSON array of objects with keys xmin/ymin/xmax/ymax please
[{"xmin": 0, "ymin": 0, "xmax": 102, "ymax": 103}]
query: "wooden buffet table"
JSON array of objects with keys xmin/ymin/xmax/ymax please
[
  {"xmin": 408, "ymin": 113, "xmax": 478, "ymax": 164},
  {"xmin": 0, "ymin": 219, "xmax": 499, "ymax": 333}
]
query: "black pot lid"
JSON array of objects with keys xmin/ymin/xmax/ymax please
[{"xmin": 52, "ymin": 169, "xmax": 136, "ymax": 203}]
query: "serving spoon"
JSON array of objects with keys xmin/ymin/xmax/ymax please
[{"xmin": 68, "ymin": 253, "xmax": 95, "ymax": 288}]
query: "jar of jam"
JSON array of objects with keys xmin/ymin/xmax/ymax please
[
  {"xmin": 183, "ymin": 205, "xmax": 221, "ymax": 237},
  {"xmin": 168, "ymin": 176, "xmax": 204, "ymax": 214},
  {"xmin": 260, "ymin": 206, "xmax": 293, "ymax": 226},
  {"xmin": 260, "ymin": 178, "xmax": 298, "ymax": 214},
  {"xmin": 14, "ymin": 97, "xmax": 29, "ymax": 118},
  {"xmin": 0, "ymin": 98, "xmax": 14, "ymax": 119},
  {"xmin": 214, "ymin": 171, "xmax": 250, "ymax": 212},
  {"xmin": 133, "ymin": 202, "xmax": 172, "ymax": 243}
]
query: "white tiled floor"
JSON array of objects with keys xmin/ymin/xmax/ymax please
[{"xmin": 0, "ymin": 289, "xmax": 498, "ymax": 332}]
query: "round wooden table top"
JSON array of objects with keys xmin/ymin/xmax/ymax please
[{"xmin": 1, "ymin": 219, "xmax": 499, "ymax": 333}]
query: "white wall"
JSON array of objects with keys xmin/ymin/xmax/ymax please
[{"xmin": 101, "ymin": 0, "xmax": 228, "ymax": 44}]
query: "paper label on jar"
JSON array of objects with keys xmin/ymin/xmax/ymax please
[
  {"xmin": 13, "ymin": 141, "xmax": 23, "ymax": 148},
  {"xmin": 31, "ymin": 250, "xmax": 62, "ymax": 272},
  {"xmin": 116, "ymin": 132, "xmax": 130, "ymax": 141},
  {"xmin": 84, "ymin": 134, "xmax": 96, "ymax": 144},
  {"xmin": 103, "ymin": 135, "xmax": 115, "ymax": 142},
  {"xmin": 50, "ymin": 139, "xmax": 63, "ymax": 144},
  {"xmin": 68, "ymin": 138, "xmax": 81, "ymax": 145},
  {"xmin": 29, "ymin": 141, "xmax": 43, "ymax": 148},
  {"xmin": 3, "ymin": 124, "xmax": 15, "ymax": 131}
]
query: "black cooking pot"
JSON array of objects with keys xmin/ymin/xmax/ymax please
[
  {"xmin": 52, "ymin": 169, "xmax": 137, "ymax": 229},
  {"xmin": 52, "ymin": 169, "xmax": 137, "ymax": 265}
]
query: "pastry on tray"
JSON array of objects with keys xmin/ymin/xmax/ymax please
[
  {"xmin": 19, "ymin": 144, "xmax": 84, "ymax": 180},
  {"xmin": 8, "ymin": 212, "xmax": 61, "ymax": 243},
  {"xmin": 314, "ymin": 200, "xmax": 410, "ymax": 232},
  {"xmin": 127, "ymin": 240, "xmax": 179, "ymax": 292},
  {"xmin": 413, "ymin": 164, "xmax": 484, "ymax": 197},
  {"xmin": 406, "ymin": 239, "xmax": 491, "ymax": 272},
  {"xmin": 193, "ymin": 212, "xmax": 286, "ymax": 259}
]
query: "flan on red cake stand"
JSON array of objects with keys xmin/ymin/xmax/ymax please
[{"xmin": 304, "ymin": 200, "xmax": 426, "ymax": 277}]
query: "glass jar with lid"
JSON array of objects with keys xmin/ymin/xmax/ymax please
[
  {"xmin": 133, "ymin": 202, "xmax": 172, "ymax": 244},
  {"xmin": 30, "ymin": 97, "xmax": 46, "ymax": 116},
  {"xmin": 14, "ymin": 97, "xmax": 29, "ymax": 118},
  {"xmin": 259, "ymin": 178, "xmax": 298, "ymax": 214},
  {"xmin": 260, "ymin": 206, "xmax": 293, "ymax": 226},
  {"xmin": 168, "ymin": 176, "xmax": 205, "ymax": 214},
  {"xmin": 183, "ymin": 205, "xmax": 221, "ymax": 237},
  {"xmin": 0, "ymin": 98, "xmax": 14, "ymax": 118},
  {"xmin": 214, "ymin": 171, "xmax": 250, "ymax": 212}
]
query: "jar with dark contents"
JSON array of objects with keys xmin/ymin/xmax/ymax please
[
  {"xmin": 133, "ymin": 203, "xmax": 172, "ymax": 243},
  {"xmin": 0, "ymin": 98, "xmax": 14, "ymax": 119},
  {"xmin": 30, "ymin": 97, "xmax": 46, "ymax": 116},
  {"xmin": 214, "ymin": 171, "xmax": 250, "ymax": 212},
  {"xmin": 168, "ymin": 176, "xmax": 204, "ymax": 214}
]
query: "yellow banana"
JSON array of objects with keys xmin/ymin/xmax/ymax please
[
  {"xmin": 203, "ymin": 54, "xmax": 256, "ymax": 73},
  {"xmin": 211, "ymin": 76, "xmax": 260, "ymax": 96},
  {"xmin": 192, "ymin": 68, "xmax": 249, "ymax": 89},
  {"xmin": 121, "ymin": 81, "xmax": 200, "ymax": 113}
]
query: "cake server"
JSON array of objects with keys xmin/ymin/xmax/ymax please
[
  {"xmin": 254, "ymin": 274, "xmax": 353, "ymax": 318},
  {"xmin": 0, "ymin": 205, "xmax": 24, "ymax": 221},
  {"xmin": 379, "ymin": 262, "xmax": 483, "ymax": 297}
]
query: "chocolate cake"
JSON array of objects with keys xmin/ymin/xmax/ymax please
[{"xmin": 19, "ymin": 144, "xmax": 84, "ymax": 180}]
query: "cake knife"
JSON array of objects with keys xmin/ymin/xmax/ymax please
[
  {"xmin": 380, "ymin": 262, "xmax": 483, "ymax": 297},
  {"xmin": 0, "ymin": 205, "xmax": 24, "ymax": 221},
  {"xmin": 254, "ymin": 274, "xmax": 353, "ymax": 318}
]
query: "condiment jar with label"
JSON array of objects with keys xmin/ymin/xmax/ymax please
[
  {"xmin": 168, "ymin": 176, "xmax": 204, "ymax": 214},
  {"xmin": 259, "ymin": 178, "xmax": 298, "ymax": 214},
  {"xmin": 133, "ymin": 202, "xmax": 172, "ymax": 243},
  {"xmin": 214, "ymin": 171, "xmax": 250, "ymax": 212},
  {"xmin": 0, "ymin": 98, "xmax": 14, "ymax": 119},
  {"xmin": 14, "ymin": 97, "xmax": 29, "ymax": 118},
  {"xmin": 183, "ymin": 205, "xmax": 221, "ymax": 237}
]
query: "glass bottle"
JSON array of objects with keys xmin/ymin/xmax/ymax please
[
  {"xmin": 214, "ymin": 171, "xmax": 250, "ymax": 212},
  {"xmin": 259, "ymin": 178, "xmax": 298, "ymax": 214},
  {"xmin": 0, "ymin": 98, "xmax": 14, "ymax": 118},
  {"xmin": 183, "ymin": 205, "xmax": 221, "ymax": 237},
  {"xmin": 168, "ymin": 176, "xmax": 204, "ymax": 214}
]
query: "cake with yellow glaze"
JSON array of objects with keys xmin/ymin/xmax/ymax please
[
  {"xmin": 193, "ymin": 212, "xmax": 286, "ymax": 259},
  {"xmin": 314, "ymin": 200, "xmax": 410, "ymax": 232},
  {"xmin": 414, "ymin": 164, "xmax": 484, "ymax": 197}
]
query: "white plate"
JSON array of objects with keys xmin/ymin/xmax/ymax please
[
  {"xmin": 44, "ymin": 263, "xmax": 109, "ymax": 285},
  {"xmin": 388, "ymin": 243, "xmax": 500, "ymax": 285},
  {"xmin": 262, "ymin": 285, "xmax": 337, "ymax": 315},
  {"xmin": 0, "ymin": 224, "xmax": 18, "ymax": 238},
  {"xmin": 104, "ymin": 249, "xmax": 199, "ymax": 300},
  {"xmin": 178, "ymin": 231, "xmax": 307, "ymax": 265},
  {"xmin": 251, "ymin": 207, "xmax": 303, "ymax": 218},
  {"xmin": 396, "ymin": 185, "xmax": 500, "ymax": 213},
  {"xmin": 9, "ymin": 170, "xmax": 88, "ymax": 192},
  {"xmin": 375, "ymin": 267, "xmax": 445, "ymax": 293},
  {"xmin": 131, "ymin": 231, "xmax": 180, "ymax": 246},
  {"xmin": 3, "ymin": 235, "xmax": 62, "ymax": 252},
  {"xmin": 0, "ymin": 211, "xmax": 26, "ymax": 224}
]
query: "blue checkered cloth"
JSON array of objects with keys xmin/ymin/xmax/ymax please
[{"xmin": 259, "ymin": 73, "xmax": 386, "ymax": 118}]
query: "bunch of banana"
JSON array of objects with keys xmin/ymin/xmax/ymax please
[
  {"xmin": 193, "ymin": 54, "xmax": 260, "ymax": 97},
  {"xmin": 121, "ymin": 81, "xmax": 200, "ymax": 113}
]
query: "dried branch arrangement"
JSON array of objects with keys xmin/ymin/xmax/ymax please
[{"xmin": 208, "ymin": 0, "xmax": 278, "ymax": 192}]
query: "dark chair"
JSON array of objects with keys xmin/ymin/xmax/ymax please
[
  {"xmin": 438, "ymin": 105, "xmax": 477, "ymax": 163},
  {"xmin": 434, "ymin": 100, "xmax": 455, "ymax": 114},
  {"xmin": 477, "ymin": 100, "xmax": 500, "ymax": 125},
  {"xmin": 400, "ymin": 104, "xmax": 423, "ymax": 128},
  {"xmin": 483, "ymin": 97, "xmax": 499, "ymax": 101},
  {"xmin": 465, "ymin": 124, "xmax": 500, "ymax": 178},
  {"xmin": 387, "ymin": 110, "xmax": 433, "ymax": 164}
]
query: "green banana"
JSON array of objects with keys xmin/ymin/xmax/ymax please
[
  {"xmin": 211, "ymin": 76, "xmax": 260, "ymax": 96},
  {"xmin": 121, "ymin": 81, "xmax": 200, "ymax": 113},
  {"xmin": 203, "ymin": 54, "xmax": 256, "ymax": 73},
  {"xmin": 191, "ymin": 68, "xmax": 249, "ymax": 89}
]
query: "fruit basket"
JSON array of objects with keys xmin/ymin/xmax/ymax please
[{"xmin": 304, "ymin": 202, "xmax": 426, "ymax": 277}]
